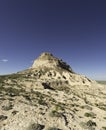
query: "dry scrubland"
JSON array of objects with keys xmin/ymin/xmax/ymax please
[
  {"xmin": 97, "ymin": 81, "xmax": 106, "ymax": 85},
  {"xmin": 0, "ymin": 53, "xmax": 106, "ymax": 130}
]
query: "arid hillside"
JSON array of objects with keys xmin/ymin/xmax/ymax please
[{"xmin": 0, "ymin": 52, "xmax": 106, "ymax": 130}]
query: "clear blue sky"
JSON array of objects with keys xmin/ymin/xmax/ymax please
[{"xmin": 0, "ymin": 0, "xmax": 106, "ymax": 80}]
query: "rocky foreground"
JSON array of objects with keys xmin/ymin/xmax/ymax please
[{"xmin": 0, "ymin": 52, "xmax": 106, "ymax": 130}]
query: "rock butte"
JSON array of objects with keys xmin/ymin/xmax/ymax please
[{"xmin": 32, "ymin": 52, "xmax": 73, "ymax": 72}]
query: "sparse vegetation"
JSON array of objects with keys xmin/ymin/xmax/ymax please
[
  {"xmin": 84, "ymin": 112, "xmax": 96, "ymax": 118},
  {"xmin": 102, "ymin": 127, "xmax": 106, "ymax": 130},
  {"xmin": 80, "ymin": 120, "xmax": 96, "ymax": 129},
  {"xmin": 47, "ymin": 127, "xmax": 62, "ymax": 130},
  {"xmin": 81, "ymin": 105, "xmax": 92, "ymax": 110},
  {"xmin": 6, "ymin": 87, "xmax": 23, "ymax": 96},
  {"xmin": 38, "ymin": 98, "xmax": 47, "ymax": 106},
  {"xmin": 49, "ymin": 110, "xmax": 62, "ymax": 118},
  {"xmin": 97, "ymin": 81, "xmax": 106, "ymax": 85},
  {"xmin": 0, "ymin": 115, "xmax": 8, "ymax": 121},
  {"xmin": 12, "ymin": 110, "xmax": 18, "ymax": 115},
  {"xmin": 0, "ymin": 83, "xmax": 25, "ymax": 97},
  {"xmin": 0, "ymin": 74, "xmax": 24, "ymax": 81},
  {"xmin": 103, "ymin": 117, "xmax": 106, "ymax": 120},
  {"xmin": 27, "ymin": 123, "xmax": 45, "ymax": 130},
  {"xmin": 86, "ymin": 120, "xmax": 96, "ymax": 127},
  {"xmin": 54, "ymin": 104, "xmax": 64, "ymax": 111},
  {"xmin": 2, "ymin": 104, "xmax": 13, "ymax": 111},
  {"xmin": 95, "ymin": 103, "xmax": 106, "ymax": 111}
]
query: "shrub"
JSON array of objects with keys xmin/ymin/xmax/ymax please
[
  {"xmin": 80, "ymin": 120, "xmax": 96, "ymax": 129},
  {"xmin": 0, "ymin": 115, "xmax": 8, "ymax": 121},
  {"xmin": 84, "ymin": 112, "xmax": 96, "ymax": 118},
  {"xmin": 47, "ymin": 127, "xmax": 62, "ymax": 130},
  {"xmin": 12, "ymin": 110, "xmax": 18, "ymax": 115},
  {"xmin": 49, "ymin": 110, "xmax": 62, "ymax": 118},
  {"xmin": 102, "ymin": 127, "xmax": 106, "ymax": 130},
  {"xmin": 86, "ymin": 120, "xmax": 96, "ymax": 127},
  {"xmin": 27, "ymin": 123, "xmax": 45, "ymax": 130},
  {"xmin": 2, "ymin": 104, "xmax": 13, "ymax": 111}
]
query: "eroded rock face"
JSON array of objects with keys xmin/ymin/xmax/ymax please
[
  {"xmin": 32, "ymin": 52, "xmax": 74, "ymax": 73},
  {"xmin": 0, "ymin": 52, "xmax": 106, "ymax": 130}
]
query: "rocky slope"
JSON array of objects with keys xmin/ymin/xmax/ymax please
[{"xmin": 0, "ymin": 52, "xmax": 106, "ymax": 130}]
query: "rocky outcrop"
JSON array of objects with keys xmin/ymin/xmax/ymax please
[{"xmin": 32, "ymin": 52, "xmax": 74, "ymax": 73}]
